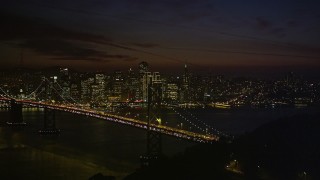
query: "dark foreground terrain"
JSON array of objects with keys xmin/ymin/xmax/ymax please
[{"xmin": 124, "ymin": 113, "xmax": 320, "ymax": 180}]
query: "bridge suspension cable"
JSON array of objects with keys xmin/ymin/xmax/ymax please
[
  {"xmin": 52, "ymin": 79, "xmax": 78, "ymax": 104},
  {"xmin": 172, "ymin": 108, "xmax": 208, "ymax": 134},
  {"xmin": 43, "ymin": 77, "xmax": 79, "ymax": 105},
  {"xmin": 25, "ymin": 79, "xmax": 46, "ymax": 99},
  {"xmin": 49, "ymin": 85, "xmax": 75, "ymax": 105},
  {"xmin": 0, "ymin": 86, "xmax": 13, "ymax": 98},
  {"xmin": 22, "ymin": 77, "xmax": 78, "ymax": 105},
  {"xmin": 32, "ymin": 88, "xmax": 46, "ymax": 100},
  {"xmin": 178, "ymin": 108, "xmax": 219, "ymax": 132},
  {"xmin": 174, "ymin": 107, "xmax": 232, "ymax": 138},
  {"xmin": 181, "ymin": 108, "xmax": 215, "ymax": 128}
]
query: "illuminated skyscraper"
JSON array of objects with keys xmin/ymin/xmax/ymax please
[
  {"xmin": 59, "ymin": 68, "xmax": 70, "ymax": 100},
  {"xmin": 92, "ymin": 73, "xmax": 106, "ymax": 103},
  {"xmin": 183, "ymin": 63, "xmax": 189, "ymax": 88},
  {"xmin": 166, "ymin": 83, "xmax": 178, "ymax": 102},
  {"xmin": 112, "ymin": 70, "xmax": 124, "ymax": 100},
  {"xmin": 138, "ymin": 62, "xmax": 149, "ymax": 100},
  {"xmin": 126, "ymin": 68, "xmax": 139, "ymax": 101},
  {"xmin": 180, "ymin": 63, "xmax": 190, "ymax": 103},
  {"xmin": 70, "ymin": 83, "xmax": 80, "ymax": 102},
  {"xmin": 81, "ymin": 77, "xmax": 94, "ymax": 102},
  {"xmin": 142, "ymin": 72, "xmax": 152, "ymax": 102}
]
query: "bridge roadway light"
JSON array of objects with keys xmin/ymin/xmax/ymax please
[{"xmin": 156, "ymin": 118, "xmax": 161, "ymax": 125}]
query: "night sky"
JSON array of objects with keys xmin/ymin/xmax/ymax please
[{"xmin": 1, "ymin": 0, "xmax": 320, "ymax": 75}]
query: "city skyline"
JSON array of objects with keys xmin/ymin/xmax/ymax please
[
  {"xmin": 1, "ymin": 0, "xmax": 320, "ymax": 76},
  {"xmin": 1, "ymin": 61, "xmax": 319, "ymax": 108},
  {"xmin": 1, "ymin": 2, "xmax": 319, "ymax": 178}
]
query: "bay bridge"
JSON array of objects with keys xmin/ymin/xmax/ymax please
[{"xmin": 0, "ymin": 78, "xmax": 220, "ymax": 143}]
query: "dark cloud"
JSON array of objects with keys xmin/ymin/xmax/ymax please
[
  {"xmin": 131, "ymin": 43, "xmax": 159, "ymax": 48},
  {"xmin": 22, "ymin": 39, "xmax": 137, "ymax": 62},
  {"xmin": 269, "ymin": 28, "xmax": 286, "ymax": 38},
  {"xmin": 1, "ymin": 0, "xmax": 320, "ymax": 70},
  {"xmin": 254, "ymin": 16, "xmax": 288, "ymax": 38},
  {"xmin": 53, "ymin": 57, "xmax": 110, "ymax": 62},
  {"xmin": 121, "ymin": 57, "xmax": 139, "ymax": 62},
  {"xmin": 256, "ymin": 17, "xmax": 272, "ymax": 30},
  {"xmin": 0, "ymin": 12, "xmax": 111, "ymax": 43},
  {"xmin": 165, "ymin": 0, "xmax": 214, "ymax": 20},
  {"xmin": 0, "ymin": 12, "xmax": 138, "ymax": 62},
  {"xmin": 121, "ymin": 0, "xmax": 215, "ymax": 23},
  {"xmin": 22, "ymin": 39, "xmax": 102, "ymax": 58},
  {"xmin": 287, "ymin": 20, "xmax": 298, "ymax": 28}
]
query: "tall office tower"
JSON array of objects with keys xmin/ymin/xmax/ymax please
[
  {"xmin": 104, "ymin": 75, "xmax": 113, "ymax": 100},
  {"xmin": 70, "ymin": 83, "xmax": 81, "ymax": 102},
  {"xmin": 95, "ymin": 73, "xmax": 105, "ymax": 85},
  {"xmin": 180, "ymin": 63, "xmax": 190, "ymax": 103},
  {"xmin": 49, "ymin": 76, "xmax": 58, "ymax": 100},
  {"xmin": 138, "ymin": 62, "xmax": 149, "ymax": 100},
  {"xmin": 91, "ymin": 83, "xmax": 101, "ymax": 103},
  {"xmin": 126, "ymin": 68, "xmax": 139, "ymax": 101},
  {"xmin": 166, "ymin": 83, "xmax": 178, "ymax": 102},
  {"xmin": 182, "ymin": 63, "xmax": 189, "ymax": 89},
  {"xmin": 112, "ymin": 70, "xmax": 124, "ymax": 100},
  {"xmin": 152, "ymin": 72, "xmax": 163, "ymax": 105},
  {"xmin": 59, "ymin": 68, "xmax": 70, "ymax": 100},
  {"xmin": 93, "ymin": 73, "xmax": 106, "ymax": 103},
  {"xmin": 81, "ymin": 77, "xmax": 94, "ymax": 103},
  {"xmin": 142, "ymin": 72, "xmax": 153, "ymax": 102}
]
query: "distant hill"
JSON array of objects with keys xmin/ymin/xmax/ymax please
[
  {"xmin": 234, "ymin": 113, "xmax": 320, "ymax": 179},
  {"xmin": 124, "ymin": 112, "xmax": 320, "ymax": 180}
]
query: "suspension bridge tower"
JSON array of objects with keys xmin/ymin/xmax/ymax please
[
  {"xmin": 39, "ymin": 77, "xmax": 60, "ymax": 135},
  {"xmin": 7, "ymin": 99, "xmax": 26, "ymax": 126},
  {"xmin": 140, "ymin": 77, "xmax": 163, "ymax": 167}
]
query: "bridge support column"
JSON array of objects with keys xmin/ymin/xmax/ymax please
[
  {"xmin": 141, "ymin": 133, "xmax": 163, "ymax": 167},
  {"xmin": 7, "ymin": 99, "xmax": 26, "ymax": 126},
  {"xmin": 140, "ymin": 80, "xmax": 162, "ymax": 168},
  {"xmin": 39, "ymin": 108, "xmax": 60, "ymax": 135},
  {"xmin": 144, "ymin": 129, "xmax": 162, "ymax": 163}
]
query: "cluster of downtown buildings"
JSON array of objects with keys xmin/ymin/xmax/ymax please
[{"xmin": 1, "ymin": 62, "xmax": 320, "ymax": 108}]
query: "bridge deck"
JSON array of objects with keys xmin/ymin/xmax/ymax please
[{"xmin": 0, "ymin": 98, "xmax": 219, "ymax": 143}]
